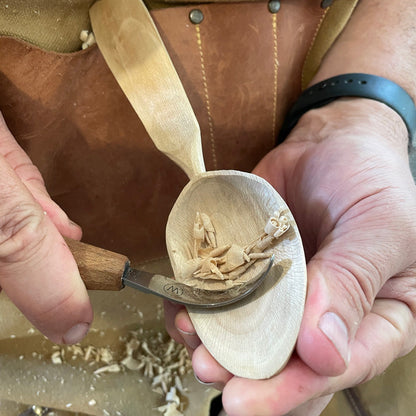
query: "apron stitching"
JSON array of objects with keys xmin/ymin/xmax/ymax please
[
  {"xmin": 195, "ymin": 23, "xmax": 217, "ymax": 170},
  {"xmin": 271, "ymin": 11, "xmax": 279, "ymax": 146},
  {"xmin": 301, "ymin": 6, "xmax": 328, "ymax": 88}
]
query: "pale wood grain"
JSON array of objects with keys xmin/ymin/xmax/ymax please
[
  {"xmin": 90, "ymin": 0, "xmax": 306, "ymax": 379},
  {"xmin": 90, "ymin": 0, "xmax": 205, "ymax": 179}
]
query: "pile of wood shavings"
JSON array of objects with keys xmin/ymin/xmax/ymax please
[
  {"xmin": 50, "ymin": 330, "xmax": 192, "ymax": 416},
  {"xmin": 120, "ymin": 334, "xmax": 192, "ymax": 416},
  {"xmin": 181, "ymin": 210, "xmax": 290, "ymax": 287}
]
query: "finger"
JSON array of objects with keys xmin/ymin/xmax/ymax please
[
  {"xmin": 223, "ymin": 356, "xmax": 327, "ymax": 416},
  {"xmin": 192, "ymin": 344, "xmax": 233, "ymax": 389},
  {"xmin": 164, "ymin": 301, "xmax": 201, "ymax": 357},
  {"xmin": 377, "ymin": 263, "xmax": 416, "ymax": 317},
  {"xmin": 222, "ymin": 298, "xmax": 414, "ymax": 416},
  {"xmin": 0, "ymin": 113, "xmax": 81, "ymax": 239},
  {"xmin": 164, "ymin": 300, "xmax": 185, "ymax": 344},
  {"xmin": 0, "ymin": 154, "xmax": 92, "ymax": 344},
  {"xmin": 285, "ymin": 394, "xmax": 334, "ymax": 416},
  {"xmin": 174, "ymin": 308, "xmax": 201, "ymax": 351},
  {"xmin": 33, "ymin": 195, "xmax": 82, "ymax": 240},
  {"xmin": 374, "ymin": 266, "xmax": 416, "ymax": 359}
]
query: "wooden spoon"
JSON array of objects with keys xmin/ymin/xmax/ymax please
[{"xmin": 90, "ymin": 0, "xmax": 306, "ymax": 379}]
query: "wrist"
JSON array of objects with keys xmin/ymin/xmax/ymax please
[
  {"xmin": 312, "ymin": 0, "xmax": 416, "ymax": 100},
  {"xmin": 286, "ymin": 98, "xmax": 409, "ymax": 151},
  {"xmin": 278, "ymin": 74, "xmax": 416, "ymax": 147}
]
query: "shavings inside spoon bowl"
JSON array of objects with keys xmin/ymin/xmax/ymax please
[
  {"xmin": 177, "ymin": 209, "xmax": 289, "ymax": 291},
  {"xmin": 167, "ymin": 170, "xmax": 299, "ymax": 290}
]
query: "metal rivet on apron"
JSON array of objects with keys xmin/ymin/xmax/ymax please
[
  {"xmin": 268, "ymin": 0, "xmax": 281, "ymax": 13},
  {"xmin": 189, "ymin": 9, "xmax": 204, "ymax": 24},
  {"xmin": 321, "ymin": 0, "xmax": 334, "ymax": 8}
]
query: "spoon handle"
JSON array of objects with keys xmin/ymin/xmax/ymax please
[{"xmin": 90, "ymin": 0, "xmax": 206, "ymax": 179}]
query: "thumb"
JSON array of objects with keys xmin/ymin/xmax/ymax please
[
  {"xmin": 0, "ymin": 157, "xmax": 93, "ymax": 344},
  {"xmin": 296, "ymin": 261, "xmax": 352, "ymax": 376},
  {"xmin": 296, "ymin": 201, "xmax": 416, "ymax": 376}
]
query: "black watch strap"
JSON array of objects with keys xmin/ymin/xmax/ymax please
[{"xmin": 277, "ymin": 73, "xmax": 416, "ymax": 146}]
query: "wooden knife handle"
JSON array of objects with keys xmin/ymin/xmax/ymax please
[{"xmin": 65, "ymin": 239, "xmax": 127, "ymax": 291}]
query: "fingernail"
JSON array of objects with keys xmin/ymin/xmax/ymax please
[
  {"xmin": 194, "ymin": 372, "xmax": 215, "ymax": 386},
  {"xmin": 63, "ymin": 323, "xmax": 90, "ymax": 345},
  {"xmin": 318, "ymin": 312, "xmax": 350, "ymax": 365},
  {"xmin": 177, "ymin": 327, "xmax": 197, "ymax": 336},
  {"xmin": 178, "ymin": 328, "xmax": 201, "ymax": 350},
  {"xmin": 194, "ymin": 373, "xmax": 224, "ymax": 391},
  {"xmin": 69, "ymin": 219, "xmax": 82, "ymax": 230}
]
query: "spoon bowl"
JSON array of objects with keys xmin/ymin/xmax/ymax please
[{"xmin": 167, "ymin": 170, "xmax": 285, "ymax": 287}]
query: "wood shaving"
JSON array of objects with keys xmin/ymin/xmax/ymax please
[
  {"xmin": 166, "ymin": 387, "xmax": 180, "ymax": 406},
  {"xmin": 93, "ymin": 363, "xmax": 122, "ymax": 375},
  {"xmin": 118, "ymin": 333, "xmax": 191, "ymax": 413},
  {"xmin": 98, "ymin": 347, "xmax": 114, "ymax": 364},
  {"xmin": 157, "ymin": 402, "xmax": 183, "ymax": 416},
  {"xmin": 156, "ymin": 387, "xmax": 184, "ymax": 416},
  {"xmin": 51, "ymin": 351, "xmax": 62, "ymax": 365},
  {"xmin": 182, "ymin": 210, "xmax": 290, "ymax": 287},
  {"xmin": 50, "ymin": 344, "xmax": 114, "ymax": 367},
  {"xmin": 48, "ymin": 326, "xmax": 192, "ymax": 414},
  {"xmin": 121, "ymin": 355, "xmax": 142, "ymax": 371},
  {"xmin": 79, "ymin": 30, "xmax": 96, "ymax": 49}
]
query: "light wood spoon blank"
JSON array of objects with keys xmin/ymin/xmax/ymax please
[{"xmin": 90, "ymin": 0, "xmax": 306, "ymax": 379}]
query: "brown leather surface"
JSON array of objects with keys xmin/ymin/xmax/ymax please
[{"xmin": 0, "ymin": 1, "xmax": 324, "ymax": 264}]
